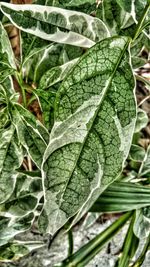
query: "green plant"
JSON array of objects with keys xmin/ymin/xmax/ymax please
[{"xmin": 0, "ymin": 0, "xmax": 150, "ymax": 266}]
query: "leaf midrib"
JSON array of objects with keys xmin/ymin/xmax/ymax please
[{"xmin": 58, "ymin": 38, "xmax": 130, "ymax": 210}]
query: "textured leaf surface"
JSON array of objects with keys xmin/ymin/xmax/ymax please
[
  {"xmin": 0, "ymin": 22, "xmax": 16, "ymax": 82},
  {"xmin": 21, "ymin": 31, "xmax": 50, "ymax": 66},
  {"xmin": 97, "ymin": 0, "xmax": 134, "ymax": 35},
  {"xmin": 12, "ymin": 105, "xmax": 48, "ymax": 169},
  {"xmin": 0, "ymin": 2, "xmax": 109, "ymax": 48},
  {"xmin": 0, "ymin": 126, "xmax": 23, "ymax": 204},
  {"xmin": 39, "ymin": 58, "xmax": 78, "ymax": 89},
  {"xmin": 0, "ymin": 173, "xmax": 43, "ymax": 246},
  {"xmin": 116, "ymin": 0, "xmax": 147, "ymax": 22},
  {"xmin": 24, "ymin": 43, "xmax": 82, "ymax": 83},
  {"xmin": 0, "ymin": 213, "xmax": 34, "ymax": 246},
  {"xmin": 40, "ymin": 36, "xmax": 136, "ymax": 235}
]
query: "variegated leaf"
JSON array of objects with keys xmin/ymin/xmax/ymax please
[
  {"xmin": 134, "ymin": 207, "xmax": 150, "ymax": 239},
  {"xmin": 39, "ymin": 58, "xmax": 78, "ymax": 89},
  {"xmin": 0, "ymin": 2, "xmax": 109, "ymax": 48},
  {"xmin": 0, "ymin": 213, "xmax": 35, "ymax": 246},
  {"xmin": 23, "ymin": 43, "xmax": 81, "ymax": 83},
  {"xmin": 116, "ymin": 0, "xmax": 147, "ymax": 22},
  {"xmin": 0, "ymin": 173, "xmax": 43, "ymax": 246},
  {"xmin": 39, "ymin": 36, "xmax": 136, "ymax": 235},
  {"xmin": 97, "ymin": 0, "xmax": 135, "ymax": 35},
  {"xmin": 0, "ymin": 125, "xmax": 23, "ymax": 204},
  {"xmin": 0, "ymin": 240, "xmax": 44, "ymax": 261},
  {"xmin": 13, "ymin": 104, "xmax": 48, "ymax": 169},
  {"xmin": 0, "ymin": 22, "xmax": 16, "ymax": 83}
]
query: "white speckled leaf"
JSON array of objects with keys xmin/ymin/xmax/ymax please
[
  {"xmin": 0, "ymin": 2, "xmax": 109, "ymax": 48},
  {"xmin": 39, "ymin": 36, "xmax": 136, "ymax": 235}
]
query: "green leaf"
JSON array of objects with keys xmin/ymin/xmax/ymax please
[
  {"xmin": 12, "ymin": 104, "xmax": 48, "ymax": 169},
  {"xmin": 0, "ymin": 173, "xmax": 43, "ymax": 247},
  {"xmin": 129, "ymin": 144, "xmax": 145, "ymax": 162},
  {"xmin": 0, "ymin": 22, "xmax": 16, "ymax": 82},
  {"xmin": 39, "ymin": 58, "xmax": 78, "ymax": 89},
  {"xmin": 0, "ymin": 212, "xmax": 34, "ymax": 246},
  {"xmin": 1, "ymin": 194, "xmax": 38, "ymax": 218},
  {"xmin": 35, "ymin": 0, "xmax": 96, "ymax": 14},
  {"xmin": 131, "ymin": 56, "xmax": 147, "ymax": 69},
  {"xmin": 0, "ymin": 240, "xmax": 45, "ymax": 261},
  {"xmin": 91, "ymin": 182, "xmax": 150, "ymax": 213},
  {"xmin": 115, "ymin": 212, "xmax": 139, "ymax": 267},
  {"xmin": 22, "ymin": 43, "xmax": 55, "ymax": 82},
  {"xmin": 23, "ymin": 43, "xmax": 82, "ymax": 83},
  {"xmin": 140, "ymin": 145, "xmax": 150, "ymax": 177},
  {"xmin": 0, "ymin": 2, "xmax": 109, "ymax": 48},
  {"xmin": 21, "ymin": 31, "xmax": 50, "ymax": 66},
  {"xmin": 116, "ymin": 0, "xmax": 147, "ymax": 22},
  {"xmin": 134, "ymin": 108, "xmax": 149, "ymax": 133},
  {"xmin": 97, "ymin": 0, "xmax": 134, "ymax": 35},
  {"xmin": 37, "ymin": 59, "xmax": 78, "ymax": 129},
  {"xmin": 0, "ymin": 125, "xmax": 23, "ymax": 204},
  {"xmin": 35, "ymin": 89, "xmax": 56, "ymax": 130},
  {"xmin": 40, "ymin": 36, "xmax": 136, "ymax": 235},
  {"xmin": 134, "ymin": 208, "xmax": 150, "ymax": 239}
]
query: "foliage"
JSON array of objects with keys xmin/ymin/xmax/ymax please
[{"xmin": 0, "ymin": 0, "xmax": 149, "ymax": 266}]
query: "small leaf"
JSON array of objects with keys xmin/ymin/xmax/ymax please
[
  {"xmin": 134, "ymin": 108, "xmax": 149, "ymax": 133},
  {"xmin": 0, "ymin": 241, "xmax": 44, "ymax": 261},
  {"xmin": 0, "ymin": 2, "xmax": 109, "ymax": 48},
  {"xmin": 129, "ymin": 144, "xmax": 145, "ymax": 162},
  {"xmin": 134, "ymin": 208, "xmax": 150, "ymax": 239}
]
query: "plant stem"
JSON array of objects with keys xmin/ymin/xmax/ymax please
[
  {"xmin": 67, "ymin": 229, "xmax": 74, "ymax": 257},
  {"xmin": 15, "ymin": 72, "xmax": 27, "ymax": 108},
  {"xmin": 132, "ymin": 2, "xmax": 150, "ymax": 43},
  {"xmin": 59, "ymin": 212, "xmax": 132, "ymax": 267},
  {"xmin": 115, "ymin": 212, "xmax": 138, "ymax": 267}
]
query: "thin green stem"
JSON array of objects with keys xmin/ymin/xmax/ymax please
[
  {"xmin": 27, "ymin": 95, "xmax": 36, "ymax": 107},
  {"xmin": 15, "ymin": 71, "xmax": 27, "ymax": 108},
  {"xmin": 67, "ymin": 229, "xmax": 74, "ymax": 257},
  {"xmin": 115, "ymin": 212, "xmax": 138, "ymax": 267},
  {"xmin": 132, "ymin": 2, "xmax": 150, "ymax": 43}
]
